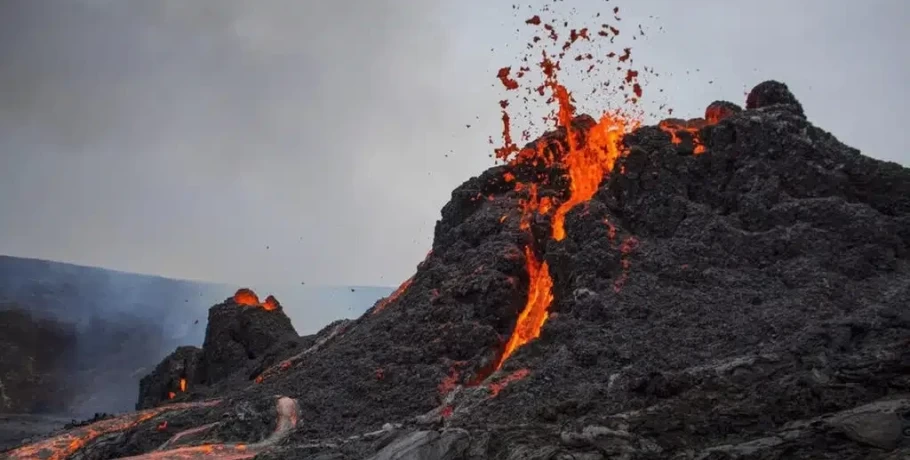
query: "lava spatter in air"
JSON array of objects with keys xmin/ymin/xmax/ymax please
[{"xmin": 489, "ymin": 5, "xmax": 644, "ymax": 369}]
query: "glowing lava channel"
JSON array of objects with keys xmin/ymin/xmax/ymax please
[
  {"xmin": 493, "ymin": 247, "xmax": 554, "ymax": 370},
  {"xmin": 491, "ymin": 10, "xmax": 641, "ymax": 370},
  {"xmin": 5, "ymin": 400, "xmax": 222, "ymax": 460}
]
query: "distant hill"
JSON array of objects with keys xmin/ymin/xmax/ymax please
[{"xmin": 0, "ymin": 255, "xmax": 392, "ymax": 418}]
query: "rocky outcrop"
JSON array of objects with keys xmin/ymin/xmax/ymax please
[
  {"xmin": 0, "ymin": 307, "xmax": 76, "ymax": 415},
  {"xmin": 133, "ymin": 291, "xmax": 302, "ymax": 410},
  {"xmin": 135, "ymin": 346, "xmax": 203, "ymax": 410},
  {"xmin": 200, "ymin": 293, "xmax": 298, "ymax": 385}
]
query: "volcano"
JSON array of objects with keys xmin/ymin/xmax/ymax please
[
  {"xmin": 6, "ymin": 6, "xmax": 910, "ymax": 458},
  {"xmin": 6, "ymin": 78, "xmax": 909, "ymax": 460}
]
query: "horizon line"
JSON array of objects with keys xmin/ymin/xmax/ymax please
[{"xmin": 0, "ymin": 253, "xmax": 395, "ymax": 290}]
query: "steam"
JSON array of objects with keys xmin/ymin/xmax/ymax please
[
  {"xmin": 0, "ymin": 256, "xmax": 390, "ymax": 418},
  {"xmin": 0, "ymin": 0, "xmax": 492, "ymax": 287}
]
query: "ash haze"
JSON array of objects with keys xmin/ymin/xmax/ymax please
[{"xmin": 0, "ymin": 0, "xmax": 907, "ymax": 287}]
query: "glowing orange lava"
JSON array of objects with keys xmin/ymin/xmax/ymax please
[
  {"xmin": 232, "ymin": 288, "xmax": 279, "ymax": 311},
  {"xmin": 233, "ymin": 288, "xmax": 260, "ymax": 306},
  {"xmin": 262, "ymin": 295, "xmax": 279, "ymax": 311},
  {"xmin": 658, "ymin": 118, "xmax": 713, "ymax": 154},
  {"xmin": 252, "ymin": 320, "xmax": 348, "ymax": 385},
  {"xmin": 489, "ymin": 7, "xmax": 642, "ymax": 370},
  {"xmin": 371, "ymin": 276, "xmax": 414, "ymax": 315},
  {"xmin": 6, "ymin": 400, "xmax": 222, "ymax": 460},
  {"xmin": 117, "ymin": 443, "xmax": 255, "ymax": 460},
  {"xmin": 551, "ymin": 111, "xmax": 633, "ymax": 241},
  {"xmin": 117, "ymin": 397, "xmax": 298, "ymax": 459},
  {"xmin": 489, "ymin": 368, "xmax": 531, "ymax": 396},
  {"xmin": 493, "ymin": 247, "xmax": 554, "ymax": 370}
]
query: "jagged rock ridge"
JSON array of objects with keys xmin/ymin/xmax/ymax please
[{"xmin": 5, "ymin": 81, "xmax": 910, "ymax": 460}]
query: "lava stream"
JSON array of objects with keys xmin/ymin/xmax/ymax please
[
  {"xmin": 493, "ymin": 247, "xmax": 553, "ymax": 370},
  {"xmin": 371, "ymin": 276, "xmax": 413, "ymax": 315},
  {"xmin": 551, "ymin": 111, "xmax": 633, "ymax": 241},
  {"xmin": 5, "ymin": 400, "xmax": 222, "ymax": 460},
  {"xmin": 489, "ymin": 8, "xmax": 642, "ymax": 370},
  {"xmin": 118, "ymin": 444, "xmax": 255, "ymax": 460},
  {"xmin": 157, "ymin": 423, "xmax": 219, "ymax": 451},
  {"xmin": 115, "ymin": 397, "xmax": 299, "ymax": 460}
]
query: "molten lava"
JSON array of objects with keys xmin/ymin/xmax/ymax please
[
  {"xmin": 10, "ymin": 397, "xmax": 298, "ymax": 460},
  {"xmin": 551, "ymin": 112, "xmax": 633, "ymax": 241},
  {"xmin": 489, "ymin": 9, "xmax": 642, "ymax": 370},
  {"xmin": 262, "ymin": 295, "xmax": 279, "ymax": 311},
  {"xmin": 118, "ymin": 397, "xmax": 298, "ymax": 459},
  {"xmin": 6, "ymin": 400, "xmax": 222, "ymax": 460},
  {"xmin": 658, "ymin": 119, "xmax": 710, "ymax": 154},
  {"xmin": 233, "ymin": 288, "xmax": 260, "ymax": 306},
  {"xmin": 372, "ymin": 276, "xmax": 414, "ymax": 315},
  {"xmin": 493, "ymin": 247, "xmax": 553, "ymax": 370},
  {"xmin": 232, "ymin": 288, "xmax": 279, "ymax": 311},
  {"xmin": 252, "ymin": 320, "xmax": 348, "ymax": 384},
  {"xmin": 489, "ymin": 368, "xmax": 531, "ymax": 396}
]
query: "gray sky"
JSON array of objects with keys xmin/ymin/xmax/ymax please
[{"xmin": 1, "ymin": 0, "xmax": 907, "ymax": 287}]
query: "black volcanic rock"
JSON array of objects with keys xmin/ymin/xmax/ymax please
[
  {"xmin": 135, "ymin": 346, "xmax": 203, "ymax": 410},
  {"xmin": 746, "ymin": 79, "xmax": 806, "ymax": 118},
  {"xmin": 7, "ymin": 81, "xmax": 910, "ymax": 460},
  {"xmin": 200, "ymin": 296, "xmax": 298, "ymax": 385},
  {"xmin": 704, "ymin": 100, "xmax": 742, "ymax": 123},
  {"xmin": 0, "ymin": 307, "xmax": 77, "ymax": 415}
]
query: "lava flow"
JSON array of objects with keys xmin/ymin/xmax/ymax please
[
  {"xmin": 5, "ymin": 400, "xmax": 222, "ymax": 460},
  {"xmin": 551, "ymin": 111, "xmax": 633, "ymax": 241},
  {"xmin": 489, "ymin": 8, "xmax": 643, "ymax": 370},
  {"xmin": 658, "ymin": 118, "xmax": 708, "ymax": 154},
  {"xmin": 114, "ymin": 397, "xmax": 299, "ymax": 460},
  {"xmin": 493, "ymin": 247, "xmax": 553, "ymax": 370},
  {"xmin": 371, "ymin": 276, "xmax": 413, "ymax": 315}
]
